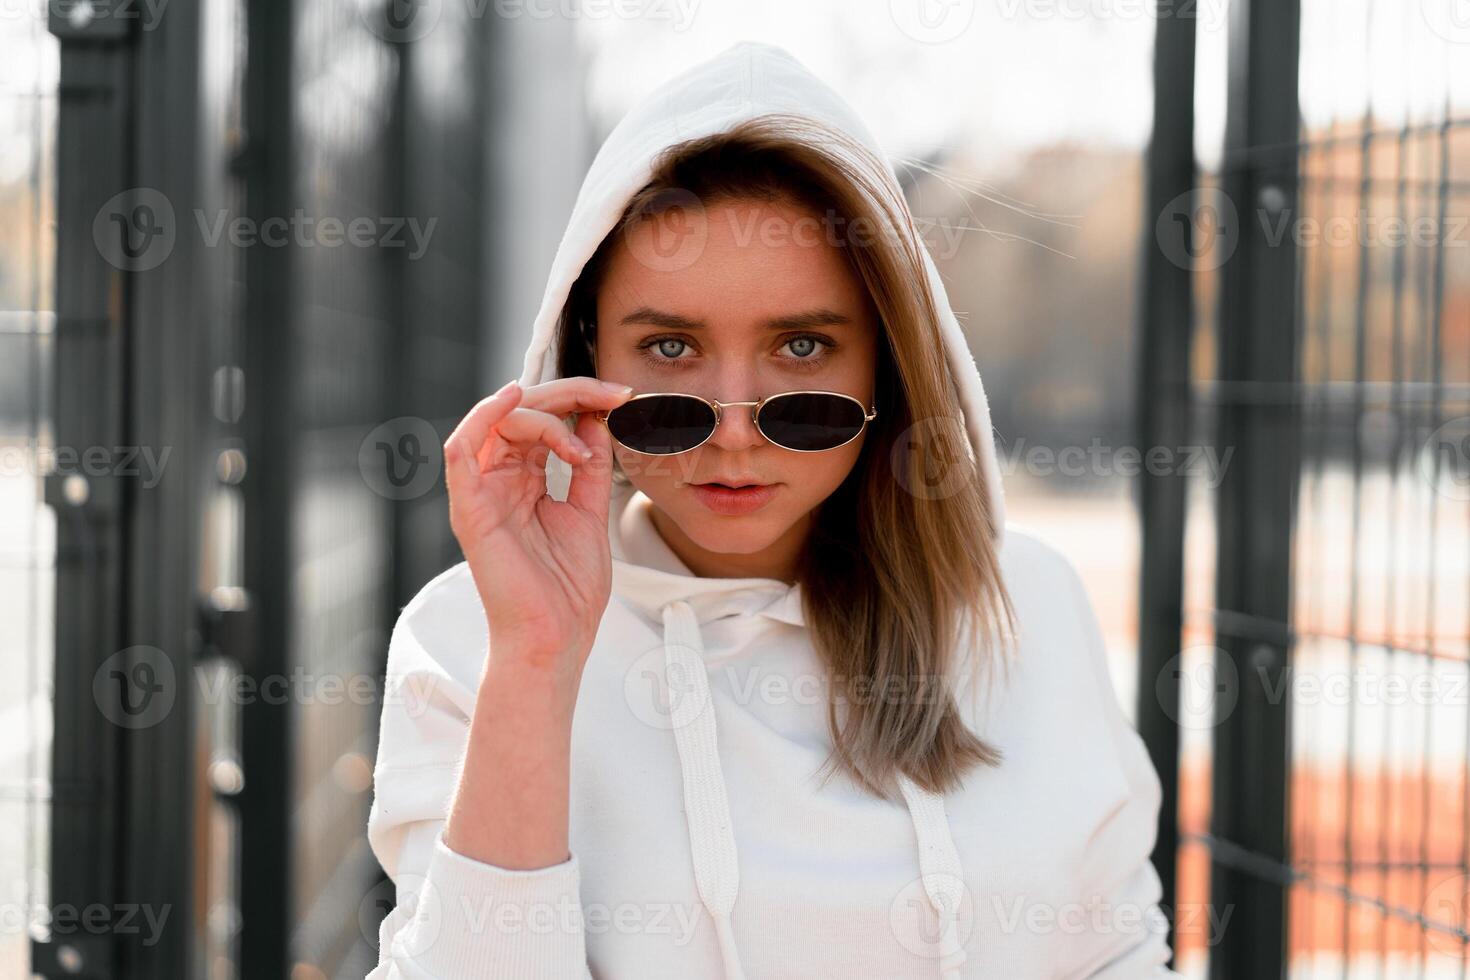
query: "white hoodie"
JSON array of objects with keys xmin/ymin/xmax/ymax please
[{"xmin": 367, "ymin": 41, "xmax": 1181, "ymax": 980}]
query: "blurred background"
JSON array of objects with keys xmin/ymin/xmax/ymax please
[{"xmin": 1, "ymin": 0, "xmax": 1468, "ymax": 977}]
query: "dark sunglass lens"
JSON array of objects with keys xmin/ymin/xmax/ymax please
[
  {"xmin": 758, "ymin": 393, "xmax": 867, "ymax": 451},
  {"xmin": 606, "ymin": 395, "xmax": 716, "ymax": 455}
]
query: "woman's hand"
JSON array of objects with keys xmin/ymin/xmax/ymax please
[{"xmin": 443, "ymin": 376, "xmax": 635, "ymax": 689}]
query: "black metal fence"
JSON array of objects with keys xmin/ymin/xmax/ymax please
[
  {"xmin": 36, "ymin": 1, "xmax": 491, "ymax": 976},
  {"xmin": 1139, "ymin": 0, "xmax": 1470, "ymax": 975}
]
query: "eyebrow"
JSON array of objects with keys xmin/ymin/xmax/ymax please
[{"xmin": 616, "ymin": 306, "xmax": 853, "ymax": 331}]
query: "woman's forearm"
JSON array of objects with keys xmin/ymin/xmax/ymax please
[{"xmin": 442, "ymin": 644, "xmax": 581, "ymax": 871}]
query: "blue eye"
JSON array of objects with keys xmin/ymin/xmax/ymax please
[
  {"xmin": 635, "ymin": 337, "xmax": 696, "ymax": 367},
  {"xmin": 636, "ymin": 333, "xmax": 837, "ymax": 369},
  {"xmin": 637, "ymin": 337, "xmax": 693, "ymax": 364},
  {"xmin": 779, "ymin": 334, "xmax": 836, "ymax": 368},
  {"xmin": 786, "ymin": 337, "xmax": 817, "ymax": 358}
]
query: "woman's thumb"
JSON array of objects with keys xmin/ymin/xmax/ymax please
[{"xmin": 565, "ymin": 409, "xmax": 614, "ymax": 518}]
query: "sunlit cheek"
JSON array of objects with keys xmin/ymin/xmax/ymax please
[{"xmin": 611, "ymin": 445, "xmax": 702, "ymax": 486}]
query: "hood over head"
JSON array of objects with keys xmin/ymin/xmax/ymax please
[
  {"xmin": 513, "ymin": 40, "xmax": 997, "ymax": 980},
  {"xmin": 519, "ymin": 40, "xmax": 1006, "ymax": 543}
]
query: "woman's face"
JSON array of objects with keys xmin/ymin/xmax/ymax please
[{"xmin": 593, "ymin": 195, "xmax": 880, "ymax": 581}]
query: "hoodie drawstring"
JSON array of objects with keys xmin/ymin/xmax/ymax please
[
  {"xmin": 662, "ymin": 600, "xmax": 747, "ymax": 980},
  {"xmin": 897, "ymin": 772, "xmax": 969, "ymax": 979},
  {"xmin": 660, "ymin": 598, "xmax": 968, "ymax": 979}
]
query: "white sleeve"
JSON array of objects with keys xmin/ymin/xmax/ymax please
[
  {"xmin": 1058, "ymin": 557, "xmax": 1186, "ymax": 980},
  {"xmin": 364, "ymin": 566, "xmax": 594, "ymax": 979}
]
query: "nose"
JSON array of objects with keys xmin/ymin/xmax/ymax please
[{"xmin": 705, "ymin": 391, "xmax": 766, "ymax": 452}]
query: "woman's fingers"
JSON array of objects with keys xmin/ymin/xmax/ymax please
[
  {"xmin": 565, "ymin": 408, "xmax": 614, "ymax": 518},
  {"xmin": 445, "ymin": 381, "xmax": 523, "ymax": 484},
  {"xmin": 446, "ymin": 375, "xmax": 633, "ymax": 493},
  {"xmin": 490, "ymin": 405, "xmax": 596, "ymax": 465},
  {"xmin": 516, "ymin": 376, "xmax": 635, "ymax": 417}
]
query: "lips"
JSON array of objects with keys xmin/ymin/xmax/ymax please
[
  {"xmin": 698, "ymin": 479, "xmax": 768, "ymax": 489},
  {"xmin": 689, "ymin": 481, "xmax": 780, "ymax": 516}
]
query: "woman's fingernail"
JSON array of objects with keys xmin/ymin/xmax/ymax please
[
  {"xmin": 495, "ymin": 378, "xmax": 520, "ymax": 396},
  {"xmin": 600, "ymin": 380, "xmax": 634, "ymax": 393}
]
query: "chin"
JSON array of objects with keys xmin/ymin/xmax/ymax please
[
  {"xmin": 688, "ymin": 522, "xmax": 785, "ymax": 557},
  {"xmin": 668, "ymin": 496, "xmax": 794, "ymax": 555}
]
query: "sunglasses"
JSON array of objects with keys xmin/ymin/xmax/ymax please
[{"xmin": 594, "ymin": 389, "xmax": 878, "ymax": 456}]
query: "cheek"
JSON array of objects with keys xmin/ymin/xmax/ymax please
[{"xmin": 612, "ymin": 445, "xmax": 699, "ymax": 488}]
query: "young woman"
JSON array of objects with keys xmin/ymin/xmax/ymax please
[{"xmin": 367, "ymin": 41, "xmax": 1180, "ymax": 979}]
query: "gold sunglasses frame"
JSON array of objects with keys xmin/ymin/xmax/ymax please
[{"xmin": 593, "ymin": 389, "xmax": 878, "ymax": 456}]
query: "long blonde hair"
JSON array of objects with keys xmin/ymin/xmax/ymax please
[{"xmin": 557, "ymin": 113, "xmax": 1017, "ymax": 801}]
